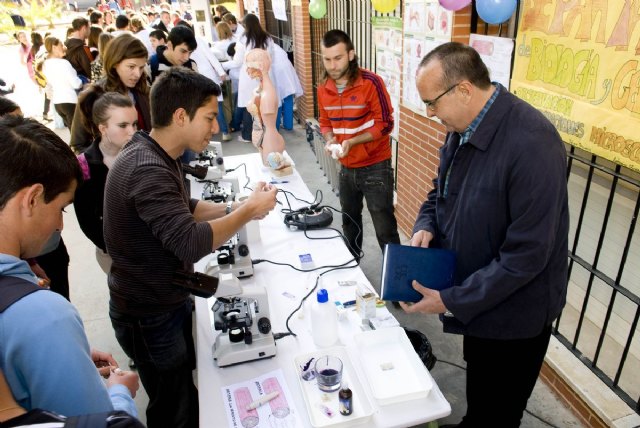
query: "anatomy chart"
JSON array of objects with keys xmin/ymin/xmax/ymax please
[
  {"xmin": 402, "ymin": 0, "xmax": 452, "ymax": 117},
  {"xmin": 373, "ymin": 16, "xmax": 403, "ymax": 139}
]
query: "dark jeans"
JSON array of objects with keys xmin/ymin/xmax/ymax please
[
  {"xmin": 339, "ymin": 158, "xmax": 400, "ymax": 258},
  {"xmin": 230, "ymin": 92, "xmax": 242, "ymax": 131},
  {"xmin": 217, "ymin": 100, "xmax": 228, "ymax": 134},
  {"xmin": 459, "ymin": 325, "xmax": 553, "ymax": 428},
  {"xmin": 241, "ymin": 108, "xmax": 253, "ymax": 141},
  {"xmin": 54, "ymin": 103, "xmax": 76, "ymax": 128},
  {"xmin": 43, "ymin": 94, "xmax": 50, "ymax": 116},
  {"xmin": 110, "ymin": 300, "xmax": 198, "ymax": 428}
]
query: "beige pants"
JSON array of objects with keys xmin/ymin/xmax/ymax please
[{"xmin": 95, "ymin": 247, "xmax": 112, "ymax": 274}]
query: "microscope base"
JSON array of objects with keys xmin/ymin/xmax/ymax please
[{"xmin": 213, "ymin": 333, "xmax": 276, "ymax": 367}]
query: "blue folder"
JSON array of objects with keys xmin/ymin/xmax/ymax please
[{"xmin": 380, "ymin": 244, "xmax": 456, "ymax": 303}]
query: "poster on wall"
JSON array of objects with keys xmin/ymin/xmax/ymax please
[
  {"xmin": 512, "ymin": 1, "xmax": 640, "ymax": 172},
  {"xmin": 243, "ymin": 0, "xmax": 259, "ymax": 16},
  {"xmin": 401, "ymin": 0, "xmax": 452, "ymax": 117},
  {"xmin": 272, "ymin": 0, "xmax": 287, "ymax": 21},
  {"xmin": 373, "ymin": 16, "xmax": 403, "ymax": 139},
  {"xmin": 469, "ymin": 34, "xmax": 514, "ymax": 90}
]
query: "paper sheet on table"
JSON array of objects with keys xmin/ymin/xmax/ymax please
[{"xmin": 221, "ymin": 368, "xmax": 304, "ymax": 428}]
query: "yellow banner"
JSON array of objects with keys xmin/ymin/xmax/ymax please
[{"xmin": 511, "ymin": 0, "xmax": 640, "ymax": 172}]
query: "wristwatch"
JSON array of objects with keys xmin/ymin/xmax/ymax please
[{"xmin": 225, "ymin": 201, "xmax": 233, "ymax": 215}]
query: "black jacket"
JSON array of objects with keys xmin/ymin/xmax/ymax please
[
  {"xmin": 64, "ymin": 38, "xmax": 91, "ymax": 79},
  {"xmin": 74, "ymin": 139, "xmax": 109, "ymax": 252}
]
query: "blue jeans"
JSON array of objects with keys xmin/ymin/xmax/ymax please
[
  {"xmin": 217, "ymin": 100, "xmax": 228, "ymax": 134},
  {"xmin": 110, "ymin": 300, "xmax": 198, "ymax": 428},
  {"xmin": 230, "ymin": 92, "xmax": 243, "ymax": 132},
  {"xmin": 339, "ymin": 158, "xmax": 400, "ymax": 258},
  {"xmin": 276, "ymin": 94, "xmax": 295, "ymax": 130}
]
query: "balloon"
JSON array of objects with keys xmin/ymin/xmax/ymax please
[
  {"xmin": 476, "ymin": 0, "xmax": 517, "ymax": 24},
  {"xmin": 439, "ymin": 0, "xmax": 471, "ymax": 11},
  {"xmin": 372, "ymin": 0, "xmax": 400, "ymax": 14},
  {"xmin": 309, "ymin": 0, "xmax": 327, "ymax": 19}
]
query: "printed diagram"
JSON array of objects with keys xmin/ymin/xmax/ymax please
[{"xmin": 223, "ymin": 369, "xmax": 303, "ymax": 428}]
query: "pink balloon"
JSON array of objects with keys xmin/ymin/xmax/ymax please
[{"xmin": 439, "ymin": 0, "xmax": 472, "ymax": 11}]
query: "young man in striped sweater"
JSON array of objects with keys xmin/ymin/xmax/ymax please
[{"xmin": 103, "ymin": 68, "xmax": 277, "ymax": 428}]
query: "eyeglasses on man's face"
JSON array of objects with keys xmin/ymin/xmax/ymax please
[{"xmin": 423, "ymin": 83, "xmax": 459, "ymax": 111}]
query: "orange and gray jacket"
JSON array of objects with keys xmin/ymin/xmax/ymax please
[{"xmin": 317, "ymin": 68, "xmax": 393, "ymax": 169}]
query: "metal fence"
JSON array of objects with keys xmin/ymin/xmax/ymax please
[
  {"xmin": 309, "ymin": 0, "xmax": 401, "ymax": 118},
  {"xmin": 559, "ymin": 146, "xmax": 640, "ymax": 413},
  {"xmin": 263, "ymin": 0, "xmax": 293, "ymax": 54}
]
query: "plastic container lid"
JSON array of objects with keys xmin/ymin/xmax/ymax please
[{"xmin": 317, "ymin": 289, "xmax": 328, "ymax": 303}]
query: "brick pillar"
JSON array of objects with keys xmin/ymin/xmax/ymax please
[
  {"xmin": 292, "ymin": 1, "xmax": 314, "ymax": 121},
  {"xmin": 394, "ymin": 5, "xmax": 473, "ymax": 236},
  {"xmin": 236, "ymin": 0, "xmax": 245, "ymax": 17}
]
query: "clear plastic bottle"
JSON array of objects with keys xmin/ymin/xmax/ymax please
[{"xmin": 311, "ymin": 288, "xmax": 338, "ymax": 347}]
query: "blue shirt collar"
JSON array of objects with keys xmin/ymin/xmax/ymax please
[{"xmin": 459, "ymin": 82, "xmax": 500, "ymax": 146}]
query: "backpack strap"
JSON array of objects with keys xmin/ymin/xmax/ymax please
[
  {"xmin": 0, "ymin": 276, "xmax": 42, "ymax": 313},
  {"xmin": 77, "ymin": 153, "xmax": 91, "ymax": 181},
  {"xmin": 65, "ymin": 411, "xmax": 109, "ymax": 428}
]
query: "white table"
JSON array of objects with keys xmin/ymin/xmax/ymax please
[{"xmin": 194, "ymin": 153, "xmax": 451, "ymax": 427}]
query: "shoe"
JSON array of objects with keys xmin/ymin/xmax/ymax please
[
  {"xmin": 222, "ymin": 133, "xmax": 232, "ymax": 141},
  {"xmin": 128, "ymin": 358, "xmax": 136, "ymax": 370},
  {"xmin": 41, "ymin": 115, "xmax": 52, "ymax": 122},
  {"xmin": 238, "ymin": 136, "xmax": 252, "ymax": 143}
]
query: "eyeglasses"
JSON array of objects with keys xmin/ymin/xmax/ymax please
[{"xmin": 423, "ymin": 83, "xmax": 460, "ymax": 111}]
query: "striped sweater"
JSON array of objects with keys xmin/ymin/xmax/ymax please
[
  {"xmin": 103, "ymin": 131, "xmax": 213, "ymax": 316},
  {"xmin": 317, "ymin": 68, "xmax": 394, "ymax": 168}
]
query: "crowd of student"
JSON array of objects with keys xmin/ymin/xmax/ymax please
[
  {"xmin": 8, "ymin": 2, "xmax": 302, "ymax": 141},
  {"xmin": 0, "ymin": 5, "xmax": 303, "ymax": 427}
]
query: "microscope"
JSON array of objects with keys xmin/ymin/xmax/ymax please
[
  {"xmin": 190, "ymin": 142, "xmax": 254, "ymax": 279},
  {"xmin": 207, "ymin": 273, "xmax": 277, "ymax": 367}
]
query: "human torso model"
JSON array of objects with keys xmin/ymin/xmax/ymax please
[{"xmin": 245, "ymin": 48, "xmax": 292, "ymax": 176}]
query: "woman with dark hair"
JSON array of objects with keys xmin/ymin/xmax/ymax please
[
  {"xmin": 91, "ymin": 32, "xmax": 114, "ymax": 82},
  {"xmin": 74, "ymin": 92, "xmax": 137, "ymax": 273},
  {"xmin": 15, "ymin": 31, "xmax": 33, "ymax": 81},
  {"xmin": 70, "ymin": 33, "xmax": 150, "ymax": 153},
  {"xmin": 88, "ymin": 25, "xmax": 103, "ymax": 60},
  {"xmin": 30, "ymin": 32, "xmax": 52, "ymax": 121},
  {"xmin": 223, "ymin": 14, "xmax": 302, "ymax": 140}
]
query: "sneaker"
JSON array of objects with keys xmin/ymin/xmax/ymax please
[
  {"xmin": 41, "ymin": 115, "xmax": 52, "ymax": 122},
  {"xmin": 238, "ymin": 136, "xmax": 252, "ymax": 143},
  {"xmin": 222, "ymin": 133, "xmax": 232, "ymax": 141}
]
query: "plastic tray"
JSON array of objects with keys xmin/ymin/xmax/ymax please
[
  {"xmin": 353, "ymin": 327, "xmax": 433, "ymax": 405},
  {"xmin": 293, "ymin": 347, "xmax": 374, "ymax": 428}
]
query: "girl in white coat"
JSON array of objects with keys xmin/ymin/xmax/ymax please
[{"xmin": 42, "ymin": 36, "xmax": 82, "ymax": 128}]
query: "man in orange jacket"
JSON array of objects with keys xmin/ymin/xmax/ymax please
[{"xmin": 317, "ymin": 29, "xmax": 400, "ymax": 260}]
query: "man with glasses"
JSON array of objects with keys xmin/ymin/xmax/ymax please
[
  {"xmin": 317, "ymin": 29, "xmax": 400, "ymax": 260},
  {"xmin": 402, "ymin": 42, "xmax": 569, "ymax": 427}
]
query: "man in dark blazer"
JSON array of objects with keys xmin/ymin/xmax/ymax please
[{"xmin": 403, "ymin": 42, "xmax": 569, "ymax": 428}]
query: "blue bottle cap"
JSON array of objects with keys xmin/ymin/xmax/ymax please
[{"xmin": 317, "ymin": 288, "xmax": 329, "ymax": 303}]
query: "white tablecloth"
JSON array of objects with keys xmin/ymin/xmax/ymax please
[{"xmin": 193, "ymin": 153, "xmax": 451, "ymax": 427}]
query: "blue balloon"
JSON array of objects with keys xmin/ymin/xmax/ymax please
[{"xmin": 476, "ymin": 0, "xmax": 517, "ymax": 25}]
